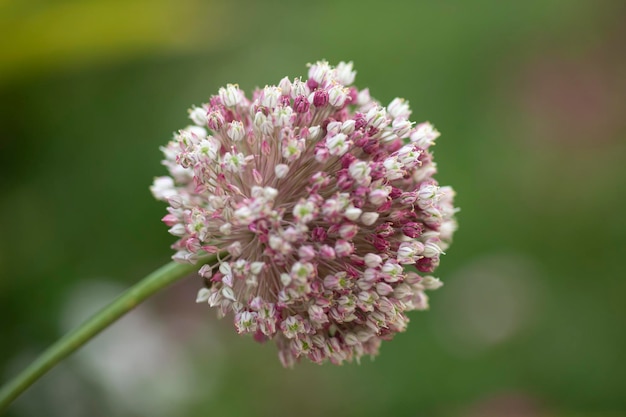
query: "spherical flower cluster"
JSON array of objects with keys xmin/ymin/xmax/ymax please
[{"xmin": 151, "ymin": 60, "xmax": 458, "ymax": 367}]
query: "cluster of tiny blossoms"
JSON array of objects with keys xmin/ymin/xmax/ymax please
[{"xmin": 151, "ymin": 61, "xmax": 458, "ymax": 367}]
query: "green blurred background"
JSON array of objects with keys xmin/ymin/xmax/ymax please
[{"xmin": 1, "ymin": 0, "xmax": 625, "ymax": 416}]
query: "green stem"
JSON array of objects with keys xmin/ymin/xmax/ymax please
[{"xmin": 0, "ymin": 256, "xmax": 217, "ymax": 413}]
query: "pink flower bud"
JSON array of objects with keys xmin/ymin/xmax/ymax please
[
  {"xmin": 293, "ymin": 95, "xmax": 310, "ymax": 113},
  {"xmin": 335, "ymin": 239, "xmax": 354, "ymax": 257},
  {"xmin": 207, "ymin": 110, "xmax": 225, "ymax": 130},
  {"xmin": 313, "ymin": 90, "xmax": 329, "ymax": 107}
]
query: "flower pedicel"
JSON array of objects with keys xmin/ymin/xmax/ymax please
[{"xmin": 151, "ymin": 60, "xmax": 458, "ymax": 367}]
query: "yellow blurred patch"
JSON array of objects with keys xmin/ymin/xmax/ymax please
[{"xmin": 0, "ymin": 0, "xmax": 228, "ymax": 82}]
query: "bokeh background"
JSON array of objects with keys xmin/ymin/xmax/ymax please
[{"xmin": 1, "ymin": 1, "xmax": 625, "ymax": 416}]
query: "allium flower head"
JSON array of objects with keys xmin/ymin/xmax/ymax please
[{"xmin": 151, "ymin": 60, "xmax": 458, "ymax": 367}]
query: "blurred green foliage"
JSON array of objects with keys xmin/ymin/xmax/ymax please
[{"xmin": 1, "ymin": 0, "xmax": 625, "ymax": 416}]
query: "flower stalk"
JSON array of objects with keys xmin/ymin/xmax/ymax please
[{"xmin": 0, "ymin": 255, "xmax": 218, "ymax": 413}]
